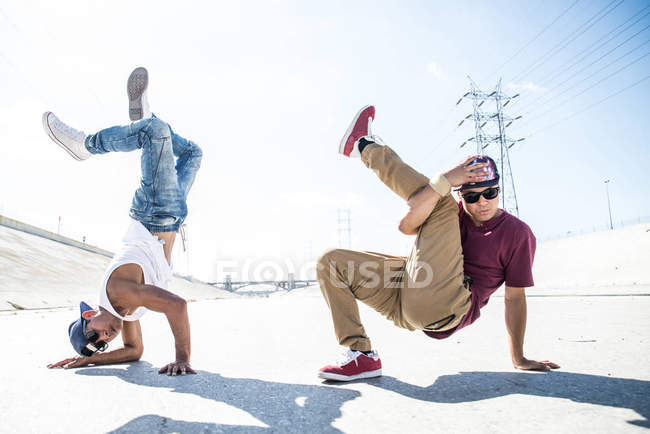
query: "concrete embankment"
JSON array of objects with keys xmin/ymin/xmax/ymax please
[
  {"xmin": 532, "ymin": 222, "xmax": 650, "ymax": 296},
  {"xmin": 0, "ymin": 218, "xmax": 234, "ymax": 311},
  {"xmin": 2, "ymin": 216, "xmax": 648, "ymax": 311}
]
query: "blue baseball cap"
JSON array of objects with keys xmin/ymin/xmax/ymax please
[
  {"xmin": 455, "ymin": 155, "xmax": 500, "ymax": 191},
  {"xmin": 68, "ymin": 301, "xmax": 107, "ymax": 356}
]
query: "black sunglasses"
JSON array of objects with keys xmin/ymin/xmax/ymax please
[
  {"xmin": 83, "ymin": 326, "xmax": 108, "ymax": 356},
  {"xmin": 461, "ymin": 186, "xmax": 500, "ymax": 204}
]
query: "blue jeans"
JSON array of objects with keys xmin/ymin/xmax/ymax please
[{"xmin": 85, "ymin": 115, "xmax": 202, "ymax": 233}]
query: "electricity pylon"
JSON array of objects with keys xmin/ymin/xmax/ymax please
[
  {"xmin": 337, "ymin": 209, "xmax": 351, "ymax": 249},
  {"xmin": 456, "ymin": 77, "xmax": 523, "ymax": 217}
]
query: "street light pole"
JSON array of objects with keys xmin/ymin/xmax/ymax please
[{"xmin": 604, "ymin": 180, "xmax": 613, "ymax": 230}]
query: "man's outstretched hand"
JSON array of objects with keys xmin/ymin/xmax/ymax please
[
  {"xmin": 47, "ymin": 356, "xmax": 90, "ymax": 369},
  {"xmin": 158, "ymin": 361, "xmax": 197, "ymax": 376},
  {"xmin": 514, "ymin": 357, "xmax": 560, "ymax": 371}
]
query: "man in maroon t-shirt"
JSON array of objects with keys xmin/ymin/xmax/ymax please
[{"xmin": 317, "ymin": 105, "xmax": 559, "ymax": 381}]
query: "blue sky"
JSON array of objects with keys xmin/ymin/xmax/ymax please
[{"xmin": 0, "ymin": 0, "xmax": 648, "ymax": 281}]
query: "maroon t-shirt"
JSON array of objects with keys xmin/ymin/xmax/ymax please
[{"xmin": 424, "ymin": 202, "xmax": 536, "ymax": 340}]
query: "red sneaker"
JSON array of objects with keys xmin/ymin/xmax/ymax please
[
  {"xmin": 338, "ymin": 105, "xmax": 375, "ymax": 158},
  {"xmin": 318, "ymin": 350, "xmax": 382, "ymax": 381}
]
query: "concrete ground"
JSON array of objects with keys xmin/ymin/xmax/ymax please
[{"xmin": 1, "ymin": 289, "xmax": 649, "ymax": 433}]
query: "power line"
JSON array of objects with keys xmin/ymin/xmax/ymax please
[
  {"xmin": 511, "ymin": 0, "xmax": 624, "ymax": 83},
  {"xmin": 424, "ymin": 2, "xmax": 645, "ymax": 171},
  {"xmin": 525, "ymin": 73, "xmax": 650, "ymax": 139},
  {"xmin": 425, "ymin": 102, "xmax": 461, "ymax": 143},
  {"xmin": 523, "ymin": 50, "xmax": 650, "ymax": 126},
  {"xmin": 417, "ymin": 95, "xmax": 470, "ymax": 168},
  {"xmin": 420, "ymin": 87, "xmax": 523, "ymax": 170},
  {"xmin": 537, "ymin": 4, "xmax": 650, "ymax": 89},
  {"xmin": 483, "ymin": 0, "xmax": 582, "ymax": 83},
  {"xmin": 519, "ymin": 28, "xmax": 650, "ymax": 116},
  {"xmin": 510, "ymin": 0, "xmax": 624, "ymax": 84},
  {"xmin": 420, "ymin": 124, "xmax": 461, "ymax": 165},
  {"xmin": 456, "ymin": 78, "xmax": 523, "ymax": 216}
]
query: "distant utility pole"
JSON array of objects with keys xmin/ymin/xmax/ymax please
[
  {"xmin": 57, "ymin": 216, "xmax": 62, "ymax": 235},
  {"xmin": 337, "ymin": 209, "xmax": 351, "ymax": 249},
  {"xmin": 457, "ymin": 77, "xmax": 524, "ymax": 217},
  {"xmin": 604, "ymin": 179, "xmax": 613, "ymax": 230}
]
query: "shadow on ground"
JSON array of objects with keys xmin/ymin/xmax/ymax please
[
  {"xmin": 357, "ymin": 371, "xmax": 650, "ymax": 428},
  {"xmin": 77, "ymin": 362, "xmax": 359, "ymax": 433}
]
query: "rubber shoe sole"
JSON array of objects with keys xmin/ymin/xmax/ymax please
[
  {"xmin": 318, "ymin": 368, "xmax": 382, "ymax": 382},
  {"xmin": 338, "ymin": 105, "xmax": 374, "ymax": 157},
  {"xmin": 128, "ymin": 67, "xmax": 149, "ymax": 121},
  {"xmin": 42, "ymin": 112, "xmax": 84, "ymax": 161}
]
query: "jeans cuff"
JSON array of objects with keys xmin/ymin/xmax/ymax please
[{"xmin": 140, "ymin": 221, "xmax": 181, "ymax": 233}]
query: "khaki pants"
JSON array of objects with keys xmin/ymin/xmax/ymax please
[{"xmin": 317, "ymin": 144, "xmax": 471, "ymax": 351}]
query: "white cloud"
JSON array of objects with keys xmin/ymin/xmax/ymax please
[
  {"xmin": 506, "ymin": 81, "xmax": 546, "ymax": 93},
  {"xmin": 426, "ymin": 61, "xmax": 446, "ymax": 80}
]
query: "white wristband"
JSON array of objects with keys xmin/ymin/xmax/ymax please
[{"xmin": 429, "ymin": 173, "xmax": 451, "ymax": 197}]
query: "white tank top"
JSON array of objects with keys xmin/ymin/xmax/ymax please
[{"xmin": 98, "ymin": 219, "xmax": 174, "ymax": 321}]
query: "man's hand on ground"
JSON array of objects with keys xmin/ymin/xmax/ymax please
[
  {"xmin": 47, "ymin": 356, "xmax": 90, "ymax": 369},
  {"xmin": 443, "ymin": 155, "xmax": 489, "ymax": 187},
  {"xmin": 158, "ymin": 361, "xmax": 197, "ymax": 376},
  {"xmin": 514, "ymin": 357, "xmax": 560, "ymax": 371}
]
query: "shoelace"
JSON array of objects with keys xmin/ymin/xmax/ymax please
[
  {"xmin": 362, "ymin": 114, "xmax": 384, "ymax": 146},
  {"xmin": 369, "ymin": 134, "xmax": 385, "ymax": 145},
  {"xmin": 337, "ymin": 350, "xmax": 359, "ymax": 366},
  {"xmin": 52, "ymin": 116, "xmax": 85, "ymax": 141},
  {"xmin": 331, "ymin": 349, "xmax": 367, "ymax": 366}
]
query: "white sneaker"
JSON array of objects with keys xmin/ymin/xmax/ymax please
[
  {"xmin": 42, "ymin": 112, "xmax": 91, "ymax": 161},
  {"xmin": 127, "ymin": 66, "xmax": 151, "ymax": 121}
]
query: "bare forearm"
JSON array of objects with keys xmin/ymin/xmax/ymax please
[
  {"xmin": 505, "ymin": 296, "xmax": 527, "ymax": 364},
  {"xmin": 133, "ymin": 283, "xmax": 192, "ymax": 363},
  {"xmin": 397, "ymin": 158, "xmax": 491, "ymax": 235},
  {"xmin": 398, "ymin": 186, "xmax": 440, "ymax": 235},
  {"xmin": 503, "ymin": 286, "xmax": 560, "ymax": 371},
  {"xmin": 86, "ymin": 345, "xmax": 142, "ymax": 366},
  {"xmin": 165, "ymin": 299, "xmax": 191, "ymax": 362}
]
